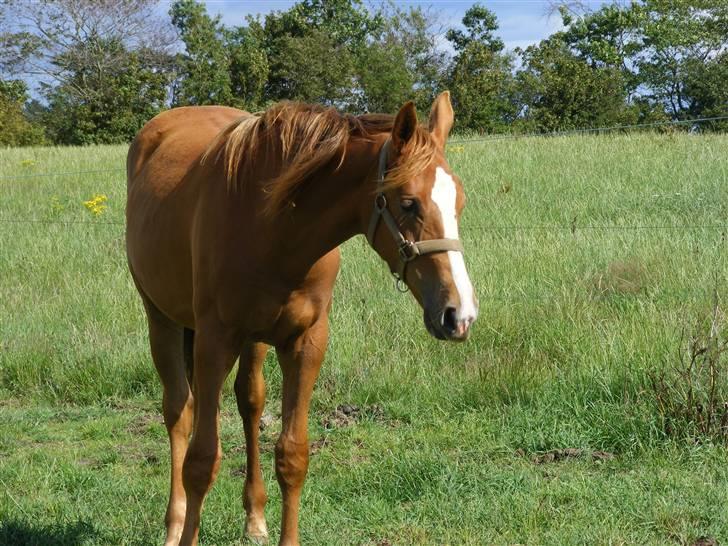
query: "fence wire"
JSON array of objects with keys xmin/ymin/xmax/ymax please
[
  {"xmin": 1, "ymin": 217, "xmax": 726, "ymax": 232},
  {"xmin": 0, "ymin": 115, "xmax": 725, "ymax": 305},
  {"xmin": 448, "ymin": 114, "xmax": 728, "ymax": 144},
  {"xmin": 1, "ymin": 113, "xmax": 726, "ymax": 181}
]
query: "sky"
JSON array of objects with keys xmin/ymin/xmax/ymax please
[{"xmin": 195, "ymin": 0, "xmax": 610, "ymax": 53}]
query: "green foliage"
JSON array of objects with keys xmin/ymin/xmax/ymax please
[
  {"xmin": 1, "ymin": 0, "xmax": 174, "ymax": 145},
  {"xmin": 516, "ymin": 39, "xmax": 638, "ymax": 132},
  {"xmin": 257, "ymin": 0, "xmax": 384, "ymax": 108},
  {"xmin": 556, "ymin": 0, "xmax": 728, "ymax": 122},
  {"xmin": 247, "ymin": 1, "xmax": 444, "ymax": 113},
  {"xmin": 356, "ymin": 6, "xmax": 446, "ymax": 114},
  {"xmin": 41, "ymin": 43, "xmax": 172, "ymax": 145},
  {"xmin": 633, "ymin": 0, "xmax": 728, "ymax": 118},
  {"xmin": 226, "ymin": 25, "xmax": 270, "ymax": 110},
  {"xmin": 446, "ymin": 3, "xmax": 504, "ymax": 54},
  {"xmin": 381, "ymin": 6, "xmax": 447, "ymax": 113},
  {"xmin": 170, "ymin": 0, "xmax": 233, "ymax": 106},
  {"xmin": 446, "ymin": 6, "xmax": 516, "ymax": 131},
  {"xmin": 1, "ymin": 0, "xmax": 727, "ymax": 145},
  {"xmin": 355, "ymin": 37, "xmax": 413, "ymax": 114},
  {"xmin": 683, "ymin": 52, "xmax": 728, "ymax": 130},
  {"xmin": 0, "ymin": 80, "xmax": 45, "ymax": 147},
  {"xmin": 274, "ymin": 29, "xmax": 355, "ymax": 106}
]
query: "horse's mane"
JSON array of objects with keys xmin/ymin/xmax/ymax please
[{"xmin": 202, "ymin": 101, "xmax": 436, "ymax": 214}]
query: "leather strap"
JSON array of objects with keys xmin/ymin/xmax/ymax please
[{"xmin": 366, "ymin": 138, "xmax": 464, "ymax": 288}]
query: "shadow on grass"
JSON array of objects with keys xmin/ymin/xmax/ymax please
[{"xmin": 0, "ymin": 519, "xmax": 98, "ymax": 546}]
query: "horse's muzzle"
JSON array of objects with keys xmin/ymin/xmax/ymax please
[{"xmin": 423, "ymin": 306, "xmax": 474, "ymax": 342}]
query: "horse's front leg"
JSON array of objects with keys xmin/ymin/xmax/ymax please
[
  {"xmin": 235, "ymin": 341, "xmax": 270, "ymax": 542},
  {"xmin": 179, "ymin": 323, "xmax": 239, "ymax": 546},
  {"xmin": 275, "ymin": 316, "xmax": 328, "ymax": 546}
]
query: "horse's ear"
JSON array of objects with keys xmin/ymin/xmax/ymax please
[
  {"xmin": 392, "ymin": 101, "xmax": 418, "ymax": 153},
  {"xmin": 428, "ymin": 91, "xmax": 454, "ymax": 147}
]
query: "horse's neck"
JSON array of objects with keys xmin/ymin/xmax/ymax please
[{"xmin": 270, "ymin": 137, "xmax": 380, "ymax": 272}]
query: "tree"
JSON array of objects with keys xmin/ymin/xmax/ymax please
[
  {"xmin": 356, "ymin": 5, "xmax": 446, "ymax": 114},
  {"xmin": 1, "ymin": 0, "xmax": 175, "ymax": 144},
  {"xmin": 632, "ymin": 0, "xmax": 728, "ymax": 119},
  {"xmin": 683, "ymin": 52, "xmax": 728, "ymax": 130},
  {"xmin": 355, "ymin": 38, "xmax": 413, "ymax": 114},
  {"xmin": 383, "ymin": 6, "xmax": 447, "ymax": 113},
  {"xmin": 446, "ymin": 5, "xmax": 516, "ymax": 131},
  {"xmin": 226, "ymin": 24, "xmax": 269, "ymax": 111},
  {"xmin": 558, "ymin": 4, "xmax": 642, "ymax": 97},
  {"xmin": 41, "ymin": 41, "xmax": 171, "ymax": 144},
  {"xmin": 272, "ymin": 29, "xmax": 355, "ymax": 106},
  {"xmin": 446, "ymin": 4, "xmax": 504, "ymax": 54},
  {"xmin": 170, "ymin": 0, "xmax": 233, "ymax": 106},
  {"xmin": 257, "ymin": 0, "xmax": 379, "ymax": 107},
  {"xmin": 554, "ymin": 0, "xmax": 728, "ymax": 121},
  {"xmin": 0, "ymin": 80, "xmax": 45, "ymax": 146},
  {"xmin": 516, "ymin": 38, "xmax": 637, "ymax": 132}
]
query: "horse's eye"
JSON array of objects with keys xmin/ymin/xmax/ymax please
[{"xmin": 400, "ymin": 198, "xmax": 418, "ymax": 214}]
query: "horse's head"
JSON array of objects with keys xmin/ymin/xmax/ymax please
[{"xmin": 365, "ymin": 92, "xmax": 478, "ymax": 341}]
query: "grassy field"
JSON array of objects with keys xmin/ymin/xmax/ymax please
[{"xmin": 1, "ymin": 133, "xmax": 727, "ymax": 545}]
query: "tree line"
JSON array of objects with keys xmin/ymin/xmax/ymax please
[{"xmin": 1, "ymin": 0, "xmax": 726, "ymax": 147}]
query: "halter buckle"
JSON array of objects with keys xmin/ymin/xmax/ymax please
[
  {"xmin": 398, "ymin": 240, "xmax": 420, "ymax": 262},
  {"xmin": 374, "ymin": 193, "xmax": 387, "ymax": 212}
]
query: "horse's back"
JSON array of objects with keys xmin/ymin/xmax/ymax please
[
  {"xmin": 127, "ymin": 105, "xmax": 246, "ymax": 191},
  {"xmin": 126, "ymin": 106, "xmax": 248, "ymax": 326}
]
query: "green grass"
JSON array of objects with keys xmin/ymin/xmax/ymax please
[{"xmin": 1, "ymin": 133, "xmax": 727, "ymax": 545}]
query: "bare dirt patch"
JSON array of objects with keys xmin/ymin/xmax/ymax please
[
  {"xmin": 692, "ymin": 537, "xmax": 718, "ymax": 546},
  {"xmin": 321, "ymin": 404, "xmax": 385, "ymax": 430},
  {"xmin": 230, "ymin": 463, "xmax": 246, "ymax": 478},
  {"xmin": 592, "ymin": 259, "xmax": 648, "ymax": 296},
  {"xmin": 519, "ymin": 448, "xmax": 615, "ymax": 464},
  {"xmin": 126, "ymin": 413, "xmax": 163, "ymax": 436},
  {"xmin": 309, "ymin": 437, "xmax": 330, "ymax": 454}
]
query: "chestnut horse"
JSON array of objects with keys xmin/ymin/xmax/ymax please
[{"xmin": 126, "ymin": 92, "xmax": 477, "ymax": 546}]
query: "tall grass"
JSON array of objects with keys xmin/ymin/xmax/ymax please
[{"xmin": 1, "ymin": 134, "xmax": 727, "ymax": 545}]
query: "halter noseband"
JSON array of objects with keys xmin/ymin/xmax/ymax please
[{"xmin": 366, "ymin": 138, "xmax": 464, "ymax": 292}]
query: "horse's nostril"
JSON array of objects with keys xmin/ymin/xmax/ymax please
[{"xmin": 442, "ymin": 307, "xmax": 457, "ymax": 334}]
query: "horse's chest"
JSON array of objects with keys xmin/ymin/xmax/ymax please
[{"xmin": 219, "ymin": 285, "xmax": 329, "ymax": 346}]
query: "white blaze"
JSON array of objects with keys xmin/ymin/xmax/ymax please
[{"xmin": 431, "ymin": 167, "xmax": 478, "ymax": 322}]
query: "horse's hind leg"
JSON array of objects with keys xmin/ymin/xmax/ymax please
[
  {"xmin": 234, "ymin": 342, "xmax": 270, "ymax": 541},
  {"xmin": 143, "ymin": 298, "xmax": 194, "ymax": 546}
]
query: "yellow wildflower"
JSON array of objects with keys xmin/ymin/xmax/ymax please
[{"xmin": 83, "ymin": 194, "xmax": 108, "ymax": 217}]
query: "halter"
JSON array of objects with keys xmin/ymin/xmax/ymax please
[{"xmin": 366, "ymin": 138, "xmax": 464, "ymax": 292}]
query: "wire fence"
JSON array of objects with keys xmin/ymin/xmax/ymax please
[
  {"xmin": 0, "ymin": 168, "xmax": 125, "ymax": 181},
  {"xmin": 0, "ymin": 217, "xmax": 726, "ymax": 233},
  {"xmin": 0, "ymin": 114, "xmax": 725, "ymax": 305},
  {"xmin": 1, "ymin": 113, "xmax": 726, "ymax": 181},
  {"xmin": 448, "ymin": 114, "xmax": 728, "ymax": 144}
]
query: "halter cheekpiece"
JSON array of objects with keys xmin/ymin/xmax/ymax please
[{"xmin": 366, "ymin": 138, "xmax": 464, "ymax": 292}]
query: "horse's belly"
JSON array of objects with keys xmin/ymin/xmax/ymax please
[{"xmin": 126, "ymin": 160, "xmax": 200, "ymax": 327}]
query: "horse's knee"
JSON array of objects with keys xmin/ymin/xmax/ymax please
[
  {"xmin": 183, "ymin": 444, "xmax": 222, "ymax": 496},
  {"xmin": 274, "ymin": 436, "xmax": 309, "ymax": 489},
  {"xmin": 235, "ymin": 388, "xmax": 264, "ymax": 416}
]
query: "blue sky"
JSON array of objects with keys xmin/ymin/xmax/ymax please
[{"xmin": 196, "ymin": 1, "xmax": 609, "ymax": 52}]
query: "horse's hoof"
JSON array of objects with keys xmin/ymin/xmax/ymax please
[
  {"xmin": 245, "ymin": 516, "xmax": 269, "ymax": 544},
  {"xmin": 246, "ymin": 532, "xmax": 269, "ymax": 545}
]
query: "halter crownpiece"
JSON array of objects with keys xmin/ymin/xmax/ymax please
[{"xmin": 366, "ymin": 138, "xmax": 464, "ymax": 291}]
